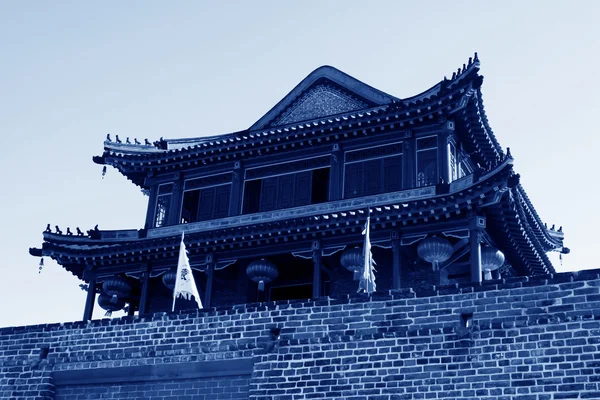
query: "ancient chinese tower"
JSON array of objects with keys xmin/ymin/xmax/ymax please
[{"xmin": 29, "ymin": 53, "xmax": 568, "ymax": 320}]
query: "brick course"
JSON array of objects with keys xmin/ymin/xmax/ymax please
[{"xmin": 2, "ymin": 269, "xmax": 600, "ymax": 399}]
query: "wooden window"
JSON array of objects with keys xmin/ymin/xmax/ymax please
[
  {"xmin": 448, "ymin": 142, "xmax": 457, "ymax": 183},
  {"xmin": 181, "ymin": 184, "xmax": 231, "ymax": 223},
  {"xmin": 154, "ymin": 195, "xmax": 171, "ymax": 227},
  {"xmin": 243, "ymin": 168, "xmax": 330, "ymax": 214},
  {"xmin": 344, "ymin": 155, "xmax": 403, "ymax": 199},
  {"xmin": 154, "ymin": 183, "xmax": 173, "ymax": 227},
  {"xmin": 416, "ymin": 136, "xmax": 438, "ymax": 187}
]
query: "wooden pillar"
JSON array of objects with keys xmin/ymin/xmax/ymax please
[
  {"xmin": 144, "ymin": 183, "xmax": 157, "ymax": 229},
  {"xmin": 329, "ymin": 144, "xmax": 343, "ymax": 201},
  {"xmin": 204, "ymin": 255, "xmax": 214, "ymax": 308},
  {"xmin": 312, "ymin": 240, "xmax": 322, "ymax": 298},
  {"xmin": 229, "ymin": 161, "xmax": 244, "ymax": 216},
  {"xmin": 470, "ymin": 229, "xmax": 482, "ymax": 283},
  {"xmin": 403, "ymin": 134, "xmax": 414, "ymax": 189},
  {"xmin": 391, "ymin": 237, "xmax": 402, "ymax": 290},
  {"xmin": 439, "ymin": 130, "xmax": 449, "ymax": 184},
  {"xmin": 138, "ymin": 263, "xmax": 151, "ymax": 315},
  {"xmin": 169, "ymin": 174, "xmax": 184, "ymax": 226},
  {"xmin": 82, "ymin": 269, "xmax": 96, "ymax": 321}
]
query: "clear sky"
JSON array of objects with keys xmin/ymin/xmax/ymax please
[{"xmin": 1, "ymin": 1, "xmax": 598, "ymax": 328}]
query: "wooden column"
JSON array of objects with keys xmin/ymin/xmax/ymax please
[
  {"xmin": 144, "ymin": 183, "xmax": 157, "ymax": 229},
  {"xmin": 204, "ymin": 255, "xmax": 214, "ymax": 308},
  {"xmin": 312, "ymin": 241, "xmax": 322, "ymax": 298},
  {"xmin": 138, "ymin": 263, "xmax": 151, "ymax": 315},
  {"xmin": 329, "ymin": 144, "xmax": 343, "ymax": 201},
  {"xmin": 229, "ymin": 161, "xmax": 244, "ymax": 216},
  {"xmin": 470, "ymin": 229, "xmax": 482, "ymax": 283},
  {"xmin": 403, "ymin": 134, "xmax": 414, "ymax": 189},
  {"xmin": 391, "ymin": 237, "xmax": 402, "ymax": 290},
  {"xmin": 439, "ymin": 130, "xmax": 450, "ymax": 184},
  {"xmin": 169, "ymin": 174, "xmax": 184, "ymax": 226},
  {"xmin": 82, "ymin": 269, "xmax": 96, "ymax": 321}
]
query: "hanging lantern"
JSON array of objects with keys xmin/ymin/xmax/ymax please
[
  {"xmin": 102, "ymin": 275, "xmax": 133, "ymax": 304},
  {"xmin": 98, "ymin": 292, "xmax": 125, "ymax": 317},
  {"xmin": 38, "ymin": 258, "xmax": 44, "ymax": 274},
  {"xmin": 340, "ymin": 247, "xmax": 363, "ymax": 280},
  {"xmin": 162, "ymin": 268, "xmax": 177, "ymax": 290},
  {"xmin": 246, "ymin": 259, "xmax": 279, "ymax": 291},
  {"xmin": 417, "ymin": 236, "xmax": 453, "ymax": 271},
  {"xmin": 481, "ymin": 247, "xmax": 505, "ymax": 280}
]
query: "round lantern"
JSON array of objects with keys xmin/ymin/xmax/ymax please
[
  {"xmin": 417, "ymin": 236, "xmax": 453, "ymax": 271},
  {"xmin": 162, "ymin": 268, "xmax": 177, "ymax": 290},
  {"xmin": 246, "ymin": 259, "xmax": 279, "ymax": 291},
  {"xmin": 340, "ymin": 247, "xmax": 363, "ymax": 280},
  {"xmin": 102, "ymin": 275, "xmax": 133, "ymax": 304},
  {"xmin": 98, "ymin": 292, "xmax": 126, "ymax": 317},
  {"xmin": 481, "ymin": 246, "xmax": 505, "ymax": 280}
]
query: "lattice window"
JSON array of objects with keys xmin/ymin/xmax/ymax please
[
  {"xmin": 345, "ymin": 142, "xmax": 403, "ymax": 163},
  {"xmin": 416, "ymin": 148, "xmax": 437, "ymax": 187},
  {"xmin": 154, "ymin": 194, "xmax": 171, "ymax": 227},
  {"xmin": 416, "ymin": 136, "xmax": 437, "ymax": 150},
  {"xmin": 184, "ymin": 173, "xmax": 232, "ymax": 191},
  {"xmin": 245, "ymin": 156, "xmax": 330, "ymax": 180}
]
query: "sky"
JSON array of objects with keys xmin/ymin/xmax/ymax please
[{"xmin": 0, "ymin": 1, "xmax": 598, "ymax": 328}]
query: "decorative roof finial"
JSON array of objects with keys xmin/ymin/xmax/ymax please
[
  {"xmin": 474, "ymin": 52, "xmax": 479, "ymax": 62},
  {"xmin": 115, "ymin": 135, "xmax": 122, "ymax": 144},
  {"xmin": 106, "ymin": 133, "xmax": 112, "ymax": 142},
  {"xmin": 457, "ymin": 68, "xmax": 461, "ymax": 76},
  {"xmin": 462, "ymin": 63, "xmax": 466, "ymax": 72},
  {"xmin": 506, "ymin": 147, "xmax": 512, "ymax": 158},
  {"xmin": 55, "ymin": 225, "xmax": 62, "ymax": 235},
  {"xmin": 126, "ymin": 137, "xmax": 131, "ymax": 144},
  {"xmin": 134, "ymin": 138, "xmax": 140, "ymax": 145},
  {"xmin": 66, "ymin": 227, "xmax": 73, "ymax": 236},
  {"xmin": 468, "ymin": 57, "xmax": 472, "ymax": 66},
  {"xmin": 145, "ymin": 138, "xmax": 151, "ymax": 145},
  {"xmin": 551, "ymin": 224, "xmax": 555, "ymax": 231},
  {"xmin": 76, "ymin": 227, "xmax": 84, "ymax": 236},
  {"xmin": 558, "ymin": 226, "xmax": 563, "ymax": 232},
  {"xmin": 451, "ymin": 72, "xmax": 456, "ymax": 80},
  {"xmin": 45, "ymin": 224, "xmax": 51, "ymax": 233}
]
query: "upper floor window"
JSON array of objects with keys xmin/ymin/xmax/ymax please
[
  {"xmin": 416, "ymin": 136, "xmax": 438, "ymax": 187},
  {"xmin": 343, "ymin": 142, "xmax": 403, "ymax": 199},
  {"xmin": 154, "ymin": 183, "xmax": 173, "ymax": 227},
  {"xmin": 181, "ymin": 174, "xmax": 232, "ymax": 223},
  {"xmin": 448, "ymin": 141, "xmax": 457, "ymax": 183},
  {"xmin": 242, "ymin": 167, "xmax": 330, "ymax": 214}
]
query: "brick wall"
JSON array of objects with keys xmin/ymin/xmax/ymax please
[
  {"xmin": 2, "ymin": 269, "xmax": 600, "ymax": 399},
  {"xmin": 54, "ymin": 375, "xmax": 250, "ymax": 400}
]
